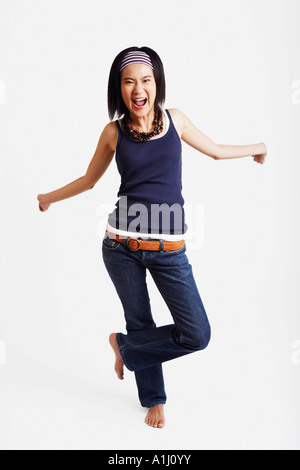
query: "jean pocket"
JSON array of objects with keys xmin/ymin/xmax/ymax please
[
  {"xmin": 164, "ymin": 243, "xmax": 186, "ymax": 255},
  {"xmin": 102, "ymin": 234, "xmax": 122, "ymax": 249}
]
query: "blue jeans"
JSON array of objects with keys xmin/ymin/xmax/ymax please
[{"xmin": 101, "ymin": 232, "xmax": 211, "ymax": 408}]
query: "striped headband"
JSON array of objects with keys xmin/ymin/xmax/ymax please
[{"xmin": 119, "ymin": 51, "xmax": 154, "ymax": 73}]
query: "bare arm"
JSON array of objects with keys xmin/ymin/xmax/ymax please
[
  {"xmin": 216, "ymin": 143, "xmax": 267, "ymax": 163},
  {"xmin": 176, "ymin": 109, "xmax": 267, "ymax": 164},
  {"xmin": 37, "ymin": 123, "xmax": 116, "ymax": 212}
]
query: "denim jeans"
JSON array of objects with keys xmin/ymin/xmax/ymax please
[{"xmin": 101, "ymin": 232, "xmax": 211, "ymax": 408}]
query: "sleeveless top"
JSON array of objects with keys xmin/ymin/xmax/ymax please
[{"xmin": 106, "ymin": 108, "xmax": 188, "ymax": 239}]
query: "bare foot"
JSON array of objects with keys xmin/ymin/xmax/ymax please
[
  {"xmin": 109, "ymin": 333, "xmax": 124, "ymax": 380},
  {"xmin": 145, "ymin": 405, "xmax": 165, "ymax": 428}
]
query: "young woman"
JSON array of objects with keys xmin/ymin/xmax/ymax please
[{"xmin": 37, "ymin": 46, "xmax": 267, "ymax": 429}]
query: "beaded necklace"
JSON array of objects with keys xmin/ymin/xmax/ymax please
[{"xmin": 123, "ymin": 109, "xmax": 164, "ymax": 142}]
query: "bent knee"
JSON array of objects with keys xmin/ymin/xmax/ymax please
[
  {"xmin": 194, "ymin": 328, "xmax": 211, "ymax": 350},
  {"xmin": 181, "ymin": 324, "xmax": 211, "ymax": 351},
  {"xmin": 201, "ymin": 327, "xmax": 211, "ymax": 349}
]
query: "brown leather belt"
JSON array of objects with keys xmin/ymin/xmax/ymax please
[{"xmin": 106, "ymin": 230, "xmax": 185, "ymax": 252}]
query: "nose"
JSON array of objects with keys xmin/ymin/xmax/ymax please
[{"xmin": 132, "ymin": 81, "xmax": 144, "ymax": 94}]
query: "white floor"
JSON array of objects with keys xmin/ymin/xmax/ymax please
[{"xmin": 0, "ymin": 339, "xmax": 299, "ymax": 450}]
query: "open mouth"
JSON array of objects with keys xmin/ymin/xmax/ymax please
[{"xmin": 132, "ymin": 98, "xmax": 147, "ymax": 109}]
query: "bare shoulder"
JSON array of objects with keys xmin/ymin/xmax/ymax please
[
  {"xmin": 102, "ymin": 120, "xmax": 119, "ymax": 153},
  {"xmin": 167, "ymin": 108, "xmax": 186, "ymax": 139}
]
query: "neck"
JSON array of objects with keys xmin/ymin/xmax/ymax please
[{"xmin": 129, "ymin": 108, "xmax": 156, "ymax": 133}]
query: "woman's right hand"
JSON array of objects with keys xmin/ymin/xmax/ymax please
[{"xmin": 37, "ymin": 194, "xmax": 51, "ymax": 212}]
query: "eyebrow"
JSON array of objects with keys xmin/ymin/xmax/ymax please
[{"xmin": 122, "ymin": 75, "xmax": 152, "ymax": 80}]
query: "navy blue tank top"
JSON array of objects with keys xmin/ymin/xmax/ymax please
[{"xmin": 107, "ymin": 109, "xmax": 187, "ymax": 236}]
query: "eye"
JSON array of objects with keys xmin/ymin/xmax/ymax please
[{"xmin": 124, "ymin": 79, "xmax": 151, "ymax": 84}]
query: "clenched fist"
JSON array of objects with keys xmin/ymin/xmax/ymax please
[{"xmin": 37, "ymin": 194, "xmax": 51, "ymax": 212}]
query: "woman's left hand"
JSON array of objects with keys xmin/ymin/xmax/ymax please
[{"xmin": 253, "ymin": 144, "xmax": 267, "ymax": 164}]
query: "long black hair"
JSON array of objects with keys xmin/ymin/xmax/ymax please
[{"xmin": 107, "ymin": 46, "xmax": 166, "ymax": 121}]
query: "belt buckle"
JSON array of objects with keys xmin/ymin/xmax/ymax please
[{"xmin": 127, "ymin": 237, "xmax": 141, "ymax": 251}]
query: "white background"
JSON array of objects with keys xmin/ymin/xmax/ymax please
[{"xmin": 0, "ymin": 0, "xmax": 299, "ymax": 450}]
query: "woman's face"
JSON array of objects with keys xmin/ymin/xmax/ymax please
[{"xmin": 120, "ymin": 63, "xmax": 156, "ymax": 118}]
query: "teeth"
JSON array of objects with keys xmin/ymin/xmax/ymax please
[{"xmin": 134, "ymin": 98, "xmax": 146, "ymax": 102}]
